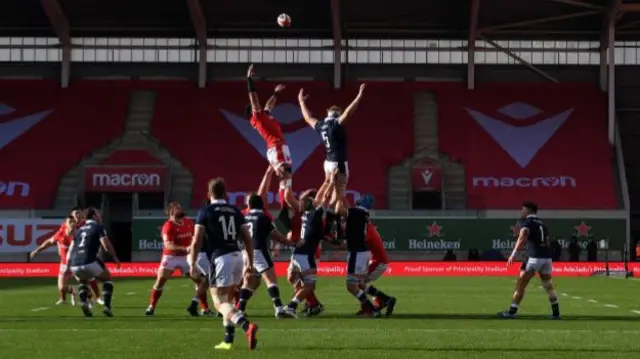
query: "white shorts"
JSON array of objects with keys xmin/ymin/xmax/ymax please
[
  {"xmin": 209, "ymin": 252, "xmax": 244, "ymax": 288},
  {"xmin": 196, "ymin": 252, "xmax": 211, "ymax": 277},
  {"xmin": 70, "ymin": 261, "xmax": 105, "ymax": 281},
  {"xmin": 160, "ymin": 255, "xmax": 189, "ymax": 274},
  {"xmin": 523, "ymin": 257, "xmax": 553, "ymax": 275},
  {"xmin": 267, "ymin": 144, "xmax": 292, "ymax": 170},
  {"xmin": 366, "ymin": 262, "xmax": 388, "ymax": 283},
  {"xmin": 324, "ymin": 160, "xmax": 349, "ymax": 177},
  {"xmin": 288, "ymin": 253, "xmax": 317, "ymax": 283},
  {"xmin": 347, "ymin": 251, "xmax": 371, "ymax": 276},
  {"xmin": 254, "ymin": 249, "xmax": 274, "ymax": 274}
]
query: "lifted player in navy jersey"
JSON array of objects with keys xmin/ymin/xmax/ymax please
[
  {"xmin": 283, "ymin": 177, "xmax": 337, "ymax": 317},
  {"xmin": 500, "ymin": 202, "xmax": 560, "ymax": 319},
  {"xmin": 67, "ymin": 208, "xmax": 120, "ymax": 318},
  {"xmin": 335, "ymin": 193, "xmax": 379, "ymax": 317},
  {"xmin": 188, "ymin": 178, "xmax": 259, "ymax": 351}
]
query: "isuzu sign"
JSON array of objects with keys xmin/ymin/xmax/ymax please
[{"xmin": 84, "ymin": 166, "xmax": 168, "ymax": 192}]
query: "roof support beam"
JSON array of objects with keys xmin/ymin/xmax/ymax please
[
  {"xmin": 545, "ymin": 0, "xmax": 605, "ymax": 11},
  {"xmin": 41, "ymin": 0, "xmax": 71, "ymax": 88},
  {"xmin": 187, "ymin": 0, "xmax": 207, "ymax": 87},
  {"xmin": 331, "ymin": 0, "xmax": 342, "ymax": 89},
  {"xmin": 479, "ymin": 10, "xmax": 601, "ymax": 33},
  {"xmin": 479, "ymin": 35, "xmax": 559, "ymax": 83},
  {"xmin": 603, "ymin": 0, "xmax": 621, "ymax": 145},
  {"xmin": 467, "ymin": 0, "xmax": 480, "ymax": 90}
]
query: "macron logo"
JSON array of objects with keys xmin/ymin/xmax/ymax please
[
  {"xmin": 421, "ymin": 170, "xmax": 433, "ymax": 185},
  {"xmin": 220, "ymin": 103, "xmax": 321, "ymax": 173},
  {"xmin": 465, "ymin": 102, "xmax": 572, "ymax": 168},
  {"xmin": 0, "ymin": 103, "xmax": 53, "ymax": 152}
]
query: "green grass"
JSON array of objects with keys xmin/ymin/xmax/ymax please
[{"xmin": 1, "ymin": 276, "xmax": 639, "ymax": 358}]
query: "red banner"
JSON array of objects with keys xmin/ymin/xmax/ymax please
[
  {"xmin": 1, "ymin": 261, "xmax": 637, "ymax": 277},
  {"xmin": 84, "ymin": 166, "xmax": 168, "ymax": 192},
  {"xmin": 411, "ymin": 161, "xmax": 442, "ymax": 192},
  {"xmin": 436, "ymin": 83, "xmax": 616, "ymax": 209}
]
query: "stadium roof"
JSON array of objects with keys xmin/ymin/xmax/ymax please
[{"xmin": 1, "ymin": 0, "xmax": 640, "ymax": 41}]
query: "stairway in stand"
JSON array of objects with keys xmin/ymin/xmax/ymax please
[
  {"xmin": 386, "ymin": 92, "xmax": 466, "ymax": 210},
  {"xmin": 54, "ymin": 91, "xmax": 193, "ymax": 209}
]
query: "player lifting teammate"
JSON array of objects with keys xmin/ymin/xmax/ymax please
[
  {"xmin": 145, "ymin": 202, "xmax": 210, "ymax": 316},
  {"xmin": 245, "ymin": 64, "xmax": 292, "ymax": 211},
  {"xmin": 188, "ymin": 178, "xmax": 259, "ymax": 351},
  {"xmin": 236, "ymin": 166, "xmax": 297, "ymax": 317},
  {"xmin": 500, "ymin": 202, "xmax": 560, "ymax": 319},
  {"xmin": 30, "ymin": 216, "xmax": 78, "ymax": 305},
  {"xmin": 298, "ymin": 84, "xmax": 366, "ymax": 241},
  {"xmin": 284, "ymin": 175, "xmax": 336, "ymax": 316},
  {"xmin": 67, "ymin": 208, "xmax": 120, "ymax": 317}
]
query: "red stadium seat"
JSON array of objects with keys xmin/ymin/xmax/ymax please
[
  {"xmin": 151, "ymin": 82, "xmax": 414, "ymax": 209},
  {"xmin": 436, "ymin": 83, "xmax": 617, "ymax": 209},
  {"xmin": 0, "ymin": 80, "xmax": 129, "ymax": 209}
]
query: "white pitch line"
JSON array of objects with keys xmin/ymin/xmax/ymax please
[
  {"xmin": 125, "ymin": 292, "xmax": 136, "ymax": 296},
  {"xmin": 631, "ymin": 310, "xmax": 640, "ymax": 315},
  {"xmin": 587, "ymin": 299, "xmax": 598, "ymax": 303},
  {"xmin": 604, "ymin": 304, "xmax": 619, "ymax": 308},
  {"xmin": 571, "ymin": 296, "xmax": 582, "ymax": 300},
  {"xmin": 30, "ymin": 307, "xmax": 49, "ymax": 312},
  {"xmin": 561, "ymin": 293, "xmax": 569, "ymax": 297},
  {"xmin": 1, "ymin": 328, "xmax": 640, "ymax": 334}
]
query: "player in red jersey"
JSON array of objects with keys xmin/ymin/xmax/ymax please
[
  {"xmin": 246, "ymin": 64, "xmax": 292, "ymax": 210},
  {"xmin": 359, "ymin": 222, "xmax": 396, "ymax": 316},
  {"xmin": 145, "ymin": 202, "xmax": 210, "ymax": 316},
  {"xmin": 30, "ymin": 216, "xmax": 78, "ymax": 305}
]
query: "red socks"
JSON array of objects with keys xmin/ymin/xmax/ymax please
[
  {"xmin": 90, "ymin": 280, "xmax": 100, "ymax": 297},
  {"xmin": 149, "ymin": 288, "xmax": 163, "ymax": 308}
]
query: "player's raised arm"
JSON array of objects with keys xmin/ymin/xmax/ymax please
[
  {"xmin": 338, "ymin": 83, "xmax": 365, "ymax": 125},
  {"xmin": 29, "ymin": 237, "xmax": 56, "ymax": 259},
  {"xmin": 257, "ymin": 166, "xmax": 275, "ymax": 202},
  {"xmin": 264, "ymin": 84, "xmax": 285, "ymax": 112},
  {"xmin": 246, "ymin": 64, "xmax": 261, "ymax": 113},
  {"xmin": 298, "ymin": 88, "xmax": 318, "ymax": 128}
]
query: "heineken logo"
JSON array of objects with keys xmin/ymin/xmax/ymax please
[
  {"xmin": 409, "ymin": 239, "xmax": 461, "ymax": 250},
  {"xmin": 138, "ymin": 239, "xmax": 163, "ymax": 250}
]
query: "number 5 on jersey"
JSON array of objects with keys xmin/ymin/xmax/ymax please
[{"xmin": 219, "ymin": 216, "xmax": 237, "ymax": 241}]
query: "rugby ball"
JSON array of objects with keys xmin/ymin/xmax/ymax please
[{"xmin": 277, "ymin": 13, "xmax": 291, "ymax": 28}]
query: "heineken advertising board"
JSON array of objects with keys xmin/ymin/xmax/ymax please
[{"xmin": 131, "ymin": 217, "xmax": 625, "ymax": 252}]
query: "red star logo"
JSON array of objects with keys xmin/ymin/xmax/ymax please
[
  {"xmin": 428, "ymin": 221, "xmax": 443, "ymax": 237},
  {"xmin": 574, "ymin": 221, "xmax": 591, "ymax": 237}
]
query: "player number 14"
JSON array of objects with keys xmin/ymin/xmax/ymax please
[{"xmin": 219, "ymin": 216, "xmax": 237, "ymax": 241}]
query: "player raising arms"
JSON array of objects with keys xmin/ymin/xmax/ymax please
[
  {"xmin": 284, "ymin": 176, "xmax": 336, "ymax": 316},
  {"xmin": 145, "ymin": 202, "xmax": 210, "ymax": 316},
  {"xmin": 30, "ymin": 216, "xmax": 77, "ymax": 305},
  {"xmin": 298, "ymin": 84, "xmax": 366, "ymax": 241},
  {"xmin": 334, "ymin": 193, "xmax": 379, "ymax": 317},
  {"xmin": 67, "ymin": 208, "xmax": 120, "ymax": 317},
  {"xmin": 188, "ymin": 178, "xmax": 259, "ymax": 351},
  {"xmin": 246, "ymin": 64, "xmax": 292, "ymax": 210},
  {"xmin": 500, "ymin": 202, "xmax": 560, "ymax": 319}
]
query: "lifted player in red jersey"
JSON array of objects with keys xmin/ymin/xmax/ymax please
[
  {"xmin": 145, "ymin": 202, "xmax": 210, "ymax": 316},
  {"xmin": 246, "ymin": 64, "xmax": 292, "ymax": 210},
  {"xmin": 30, "ymin": 216, "xmax": 78, "ymax": 305}
]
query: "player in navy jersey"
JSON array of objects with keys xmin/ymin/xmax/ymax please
[
  {"xmin": 298, "ymin": 84, "xmax": 366, "ymax": 244},
  {"xmin": 335, "ymin": 193, "xmax": 380, "ymax": 317},
  {"xmin": 188, "ymin": 178, "xmax": 259, "ymax": 351},
  {"xmin": 500, "ymin": 202, "xmax": 560, "ymax": 319},
  {"xmin": 237, "ymin": 194, "xmax": 297, "ymax": 318},
  {"xmin": 283, "ymin": 176, "xmax": 337, "ymax": 316},
  {"xmin": 67, "ymin": 208, "xmax": 120, "ymax": 318}
]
